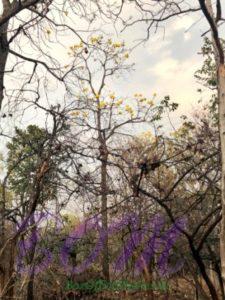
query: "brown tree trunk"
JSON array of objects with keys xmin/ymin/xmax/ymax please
[
  {"xmin": 189, "ymin": 240, "xmax": 219, "ymax": 300},
  {"xmin": 0, "ymin": 19, "xmax": 9, "ymax": 296},
  {"xmin": 0, "ymin": 208, "xmax": 6, "ymax": 296},
  {"xmin": 0, "ymin": 21, "xmax": 9, "ymax": 110},
  {"xmin": 101, "ymin": 155, "xmax": 110, "ymax": 281},
  {"xmin": 26, "ymin": 215, "xmax": 37, "ymax": 300},
  {"xmin": 0, "ymin": 224, "xmax": 16, "ymax": 299},
  {"xmin": 218, "ymin": 63, "xmax": 225, "ymax": 292},
  {"xmin": 201, "ymin": 0, "xmax": 225, "ymax": 293},
  {"xmin": 96, "ymin": 98, "xmax": 110, "ymax": 281}
]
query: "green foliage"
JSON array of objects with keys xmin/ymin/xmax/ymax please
[
  {"xmin": 194, "ymin": 37, "xmax": 225, "ymax": 124},
  {"xmin": 6, "ymin": 125, "xmax": 56, "ymax": 202},
  {"xmin": 195, "ymin": 37, "xmax": 219, "ymax": 89}
]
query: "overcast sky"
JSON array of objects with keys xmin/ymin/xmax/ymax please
[
  {"xmin": 111, "ymin": 13, "xmax": 212, "ymax": 128},
  {"xmin": 0, "ymin": 2, "xmax": 222, "ymax": 137}
]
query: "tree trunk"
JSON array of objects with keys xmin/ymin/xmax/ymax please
[
  {"xmin": 189, "ymin": 241, "xmax": 219, "ymax": 300},
  {"xmin": 26, "ymin": 214, "xmax": 37, "ymax": 300},
  {"xmin": 202, "ymin": 0, "xmax": 225, "ymax": 292},
  {"xmin": 0, "ymin": 21, "xmax": 9, "ymax": 110},
  {"xmin": 218, "ymin": 63, "xmax": 225, "ymax": 292},
  {"xmin": 101, "ymin": 156, "xmax": 110, "ymax": 281},
  {"xmin": 0, "ymin": 224, "xmax": 16, "ymax": 299},
  {"xmin": 0, "ymin": 20, "xmax": 9, "ymax": 295},
  {"xmin": 27, "ymin": 272, "xmax": 35, "ymax": 300},
  {"xmin": 0, "ymin": 205, "xmax": 6, "ymax": 296}
]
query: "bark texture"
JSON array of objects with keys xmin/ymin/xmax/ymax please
[
  {"xmin": 201, "ymin": 0, "xmax": 225, "ymax": 294},
  {"xmin": 218, "ymin": 64, "xmax": 225, "ymax": 292},
  {"xmin": 100, "ymin": 148, "xmax": 109, "ymax": 281}
]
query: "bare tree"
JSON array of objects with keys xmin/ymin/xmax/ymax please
[
  {"xmin": 123, "ymin": 109, "xmax": 222, "ymax": 299},
  {"xmin": 64, "ymin": 35, "xmax": 162, "ymax": 280}
]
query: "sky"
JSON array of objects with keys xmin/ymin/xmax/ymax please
[
  {"xmin": 0, "ymin": 1, "xmax": 222, "ymax": 141},
  {"xmin": 110, "ymin": 13, "xmax": 211, "ymax": 129}
]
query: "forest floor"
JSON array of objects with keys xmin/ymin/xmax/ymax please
[{"xmin": 62, "ymin": 290, "xmax": 194, "ymax": 299}]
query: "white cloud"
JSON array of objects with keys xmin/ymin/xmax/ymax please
[
  {"xmin": 148, "ymin": 54, "xmax": 203, "ymax": 118},
  {"xmin": 173, "ymin": 16, "xmax": 196, "ymax": 31}
]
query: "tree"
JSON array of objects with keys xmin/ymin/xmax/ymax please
[
  {"xmin": 0, "ymin": 109, "xmax": 70, "ymax": 298},
  {"xmin": 66, "ymin": 35, "xmax": 163, "ymax": 280},
  {"xmin": 5, "ymin": 124, "xmax": 61, "ymax": 299},
  {"xmin": 121, "ymin": 108, "xmax": 222, "ymax": 298},
  {"xmin": 7, "ymin": 125, "xmax": 57, "ymax": 209}
]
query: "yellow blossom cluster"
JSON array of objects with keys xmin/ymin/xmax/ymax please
[
  {"xmin": 109, "ymin": 93, "xmax": 115, "ymax": 100},
  {"xmin": 90, "ymin": 36, "xmax": 103, "ymax": 44},
  {"xmin": 125, "ymin": 105, "xmax": 134, "ymax": 117},
  {"xmin": 112, "ymin": 42, "xmax": 123, "ymax": 48},
  {"xmin": 147, "ymin": 100, "xmax": 154, "ymax": 107},
  {"xmin": 134, "ymin": 93, "xmax": 143, "ymax": 98},
  {"xmin": 106, "ymin": 39, "xmax": 128, "ymax": 57},
  {"xmin": 115, "ymin": 99, "xmax": 123, "ymax": 107},
  {"xmin": 70, "ymin": 111, "xmax": 80, "ymax": 117},
  {"xmin": 134, "ymin": 93, "xmax": 154, "ymax": 107},
  {"xmin": 95, "ymin": 93, "xmax": 100, "ymax": 99},
  {"xmin": 139, "ymin": 97, "xmax": 147, "ymax": 102},
  {"xmin": 98, "ymin": 101, "xmax": 107, "ymax": 109},
  {"xmin": 69, "ymin": 41, "xmax": 83, "ymax": 52}
]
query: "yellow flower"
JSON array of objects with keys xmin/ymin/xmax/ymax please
[
  {"xmin": 82, "ymin": 88, "xmax": 89, "ymax": 93},
  {"xmin": 109, "ymin": 94, "xmax": 115, "ymax": 100},
  {"xmin": 90, "ymin": 37, "xmax": 97, "ymax": 44},
  {"xmin": 113, "ymin": 42, "xmax": 122, "ymax": 48},
  {"xmin": 118, "ymin": 111, "xmax": 123, "ymax": 115},
  {"xmin": 90, "ymin": 36, "xmax": 102, "ymax": 44},
  {"xmin": 70, "ymin": 43, "xmax": 83, "ymax": 51},
  {"xmin": 83, "ymin": 112, "xmax": 88, "ymax": 118},
  {"xmin": 95, "ymin": 93, "xmax": 100, "ymax": 99},
  {"xmin": 139, "ymin": 98, "xmax": 147, "ymax": 102},
  {"xmin": 134, "ymin": 93, "xmax": 143, "ymax": 98},
  {"xmin": 147, "ymin": 100, "xmax": 154, "ymax": 107},
  {"xmin": 125, "ymin": 105, "xmax": 133, "ymax": 115},
  {"xmin": 71, "ymin": 111, "xmax": 80, "ymax": 116},
  {"xmin": 153, "ymin": 92, "xmax": 157, "ymax": 97},
  {"xmin": 115, "ymin": 99, "xmax": 123, "ymax": 107},
  {"xmin": 124, "ymin": 53, "xmax": 129, "ymax": 59},
  {"xmin": 108, "ymin": 39, "xmax": 112, "ymax": 45},
  {"xmin": 98, "ymin": 101, "xmax": 107, "ymax": 109}
]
